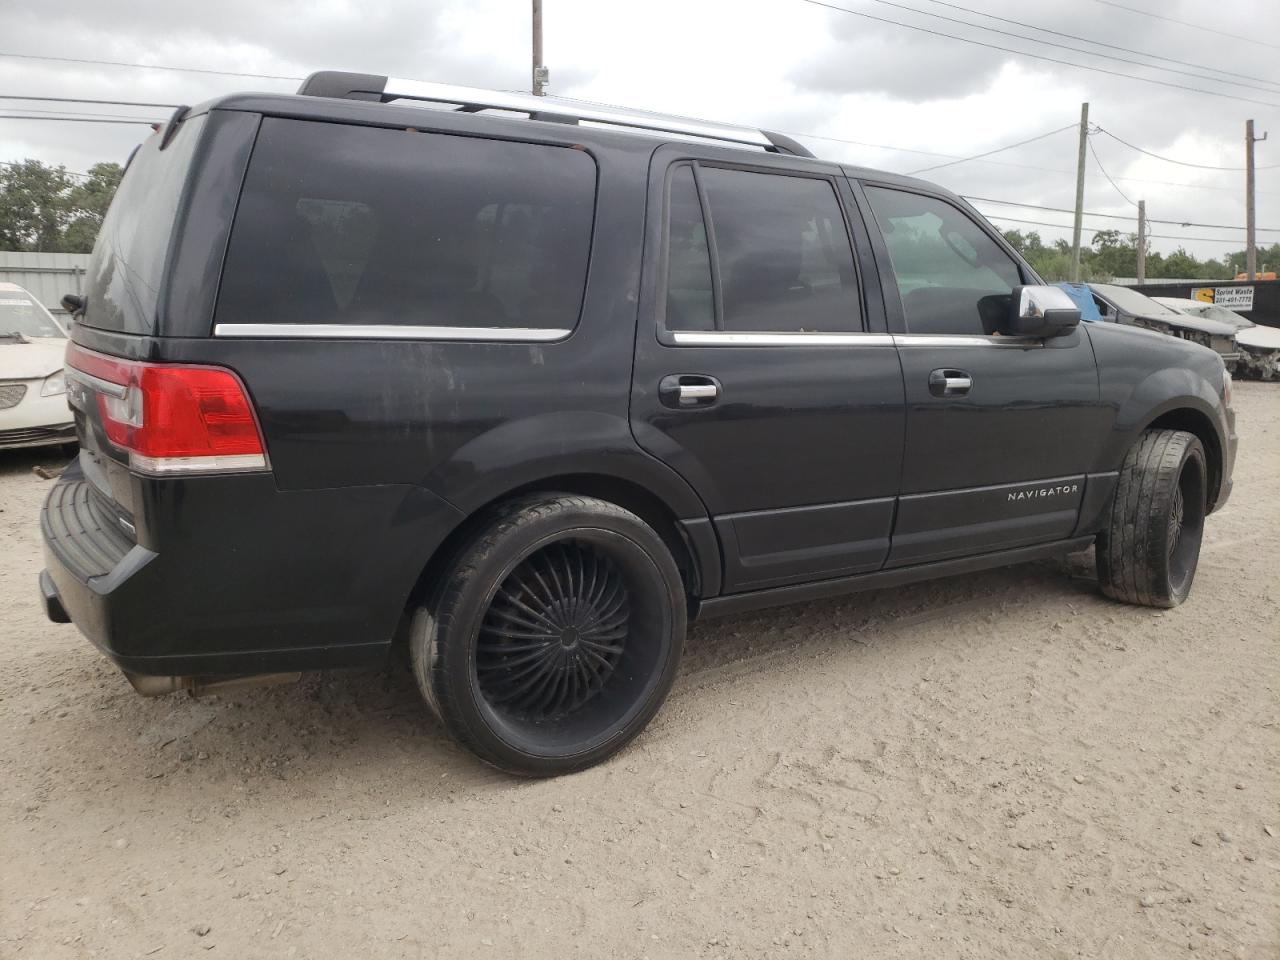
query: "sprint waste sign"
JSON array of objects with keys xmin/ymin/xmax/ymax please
[{"xmin": 1193, "ymin": 286, "xmax": 1255, "ymax": 310}]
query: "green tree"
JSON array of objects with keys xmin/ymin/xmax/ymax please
[
  {"xmin": 0, "ymin": 159, "xmax": 122, "ymax": 253},
  {"xmin": 62, "ymin": 163, "xmax": 124, "ymax": 252}
]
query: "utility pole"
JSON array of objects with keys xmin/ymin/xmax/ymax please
[
  {"xmin": 532, "ymin": 0, "xmax": 547, "ymax": 96},
  {"xmin": 1070, "ymin": 102, "xmax": 1089, "ymax": 282},
  {"xmin": 1136, "ymin": 199, "xmax": 1146, "ymax": 284},
  {"xmin": 1246, "ymin": 119, "xmax": 1267, "ymax": 280}
]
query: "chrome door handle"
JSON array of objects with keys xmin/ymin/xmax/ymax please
[
  {"xmin": 659, "ymin": 375, "xmax": 721, "ymax": 408},
  {"xmin": 928, "ymin": 368, "xmax": 972, "ymax": 397}
]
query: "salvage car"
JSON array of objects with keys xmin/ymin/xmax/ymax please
[
  {"xmin": 0, "ymin": 283, "xmax": 74, "ymax": 450},
  {"xmin": 1086, "ymin": 283, "xmax": 1240, "ymax": 370},
  {"xmin": 1154, "ymin": 296, "xmax": 1280, "ymax": 380},
  {"xmin": 40, "ymin": 74, "xmax": 1237, "ymax": 775}
]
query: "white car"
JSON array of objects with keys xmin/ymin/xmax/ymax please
[
  {"xmin": 0, "ymin": 282, "xmax": 75, "ymax": 450},
  {"xmin": 1154, "ymin": 296, "xmax": 1280, "ymax": 381}
]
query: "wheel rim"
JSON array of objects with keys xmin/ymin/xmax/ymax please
[
  {"xmin": 1166, "ymin": 455, "xmax": 1206, "ymax": 596},
  {"xmin": 1167, "ymin": 485, "xmax": 1184, "ymax": 562},
  {"xmin": 477, "ymin": 541, "xmax": 630, "ymax": 720}
]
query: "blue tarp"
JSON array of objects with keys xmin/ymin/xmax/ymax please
[{"xmin": 1053, "ymin": 282, "xmax": 1103, "ymax": 322}]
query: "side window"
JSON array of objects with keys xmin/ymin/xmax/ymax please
[
  {"xmin": 662, "ymin": 164, "xmax": 862, "ymax": 334},
  {"xmin": 863, "ymin": 186, "xmax": 1022, "ymax": 336},
  {"xmin": 664, "ymin": 166, "xmax": 715, "ymax": 331},
  {"xmin": 216, "ymin": 118, "xmax": 596, "ymax": 330}
]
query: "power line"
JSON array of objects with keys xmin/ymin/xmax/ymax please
[
  {"xmin": 0, "ymin": 106, "xmax": 165, "ymax": 122},
  {"xmin": 966, "ymin": 196, "xmax": 1280, "ymax": 233},
  {"xmin": 1087, "ymin": 0, "xmax": 1280, "ymax": 53},
  {"xmin": 1096, "ymin": 126, "xmax": 1279, "ymax": 170},
  {"xmin": 1087, "ymin": 136, "xmax": 1138, "ymax": 207},
  {"xmin": 983, "ymin": 213, "xmax": 1260, "ymax": 245},
  {"xmin": 0, "ymin": 50, "xmax": 302, "ymax": 81},
  {"xmin": 0, "ymin": 95, "xmax": 180, "ymax": 109},
  {"xmin": 797, "ymin": 0, "xmax": 1280, "ymax": 110},
  {"xmin": 854, "ymin": 0, "xmax": 1280, "ymax": 97},
  {"xmin": 906, "ymin": 124, "xmax": 1078, "ymax": 174},
  {"xmin": 913, "ymin": 0, "xmax": 1280, "ymax": 91}
]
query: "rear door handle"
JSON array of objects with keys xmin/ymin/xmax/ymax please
[
  {"xmin": 928, "ymin": 368, "xmax": 972, "ymax": 397},
  {"xmin": 659, "ymin": 374, "xmax": 721, "ymax": 408}
]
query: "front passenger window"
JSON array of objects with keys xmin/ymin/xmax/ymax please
[{"xmin": 864, "ymin": 187, "xmax": 1022, "ymax": 336}]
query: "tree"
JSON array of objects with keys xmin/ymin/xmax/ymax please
[{"xmin": 0, "ymin": 159, "xmax": 122, "ymax": 253}]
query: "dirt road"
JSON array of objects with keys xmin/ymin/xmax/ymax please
[{"xmin": 2, "ymin": 384, "xmax": 1276, "ymax": 960}]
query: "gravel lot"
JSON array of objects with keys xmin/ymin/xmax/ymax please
[{"xmin": 2, "ymin": 383, "xmax": 1276, "ymax": 960}]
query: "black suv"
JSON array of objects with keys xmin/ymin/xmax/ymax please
[{"xmin": 40, "ymin": 73, "xmax": 1237, "ymax": 776}]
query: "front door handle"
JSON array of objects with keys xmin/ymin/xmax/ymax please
[
  {"xmin": 659, "ymin": 374, "xmax": 721, "ymax": 409},
  {"xmin": 928, "ymin": 368, "xmax": 972, "ymax": 397}
]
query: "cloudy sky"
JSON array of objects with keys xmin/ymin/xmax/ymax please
[{"xmin": 4, "ymin": 0, "xmax": 1278, "ymax": 265}]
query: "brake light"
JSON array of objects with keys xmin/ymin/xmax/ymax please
[{"xmin": 65, "ymin": 343, "xmax": 268, "ymax": 475}]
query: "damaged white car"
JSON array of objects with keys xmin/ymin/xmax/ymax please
[
  {"xmin": 0, "ymin": 283, "xmax": 75, "ymax": 450},
  {"xmin": 1154, "ymin": 296, "xmax": 1280, "ymax": 381}
]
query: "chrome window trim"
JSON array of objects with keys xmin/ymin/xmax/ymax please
[
  {"xmin": 670, "ymin": 331, "xmax": 895, "ymax": 347},
  {"xmin": 892, "ymin": 334, "xmax": 1043, "ymax": 348},
  {"xmin": 212, "ymin": 323, "xmax": 572, "ymax": 342}
]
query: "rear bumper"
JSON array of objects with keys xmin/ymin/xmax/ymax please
[{"xmin": 39, "ymin": 462, "xmax": 462, "ymax": 678}]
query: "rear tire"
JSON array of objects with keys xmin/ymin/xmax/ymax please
[
  {"xmin": 1096, "ymin": 429, "xmax": 1207, "ymax": 608},
  {"xmin": 410, "ymin": 495, "xmax": 686, "ymax": 777}
]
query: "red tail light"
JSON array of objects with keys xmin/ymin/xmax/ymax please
[{"xmin": 65, "ymin": 344, "xmax": 268, "ymax": 475}]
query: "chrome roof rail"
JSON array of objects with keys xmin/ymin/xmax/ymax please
[{"xmin": 296, "ymin": 71, "xmax": 816, "ymax": 158}]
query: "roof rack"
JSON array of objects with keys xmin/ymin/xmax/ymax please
[{"xmin": 296, "ymin": 71, "xmax": 815, "ymax": 159}]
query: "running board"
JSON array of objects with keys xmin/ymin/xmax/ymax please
[{"xmin": 695, "ymin": 536, "xmax": 1095, "ymax": 619}]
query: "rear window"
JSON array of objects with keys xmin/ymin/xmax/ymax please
[
  {"xmin": 82, "ymin": 115, "xmax": 207, "ymax": 334},
  {"xmin": 215, "ymin": 119, "xmax": 597, "ymax": 332}
]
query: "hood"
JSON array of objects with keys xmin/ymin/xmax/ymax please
[
  {"xmin": 0, "ymin": 337, "xmax": 67, "ymax": 380},
  {"xmin": 1236, "ymin": 324, "xmax": 1280, "ymax": 351},
  {"xmin": 1133, "ymin": 312, "xmax": 1237, "ymax": 337}
]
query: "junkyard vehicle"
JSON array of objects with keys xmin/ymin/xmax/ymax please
[
  {"xmin": 40, "ymin": 74, "xmax": 1237, "ymax": 775},
  {"xmin": 0, "ymin": 283, "xmax": 74, "ymax": 450},
  {"xmin": 1155, "ymin": 296, "xmax": 1280, "ymax": 380},
  {"xmin": 1086, "ymin": 283, "xmax": 1240, "ymax": 370}
]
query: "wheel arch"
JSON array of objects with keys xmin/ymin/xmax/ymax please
[
  {"xmin": 1139, "ymin": 405, "xmax": 1223, "ymax": 511},
  {"xmin": 404, "ymin": 470, "xmax": 721, "ymax": 638}
]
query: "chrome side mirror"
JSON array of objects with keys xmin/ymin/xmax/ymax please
[{"xmin": 1006, "ymin": 285, "xmax": 1081, "ymax": 338}]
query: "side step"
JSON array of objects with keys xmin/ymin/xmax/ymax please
[{"xmin": 696, "ymin": 536, "xmax": 1095, "ymax": 619}]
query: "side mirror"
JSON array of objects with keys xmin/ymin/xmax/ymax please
[
  {"xmin": 61, "ymin": 294, "xmax": 85, "ymax": 316},
  {"xmin": 1006, "ymin": 285, "xmax": 1080, "ymax": 338}
]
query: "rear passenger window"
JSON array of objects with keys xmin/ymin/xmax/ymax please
[
  {"xmin": 864, "ymin": 186, "xmax": 1022, "ymax": 336},
  {"xmin": 662, "ymin": 164, "xmax": 861, "ymax": 334},
  {"xmin": 215, "ymin": 118, "xmax": 596, "ymax": 331}
]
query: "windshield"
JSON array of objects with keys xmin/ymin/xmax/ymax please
[
  {"xmin": 0, "ymin": 293, "xmax": 66, "ymax": 339},
  {"xmin": 1093, "ymin": 284, "xmax": 1179, "ymax": 317}
]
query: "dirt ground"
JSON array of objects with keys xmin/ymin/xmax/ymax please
[{"xmin": 1, "ymin": 384, "xmax": 1276, "ymax": 960}]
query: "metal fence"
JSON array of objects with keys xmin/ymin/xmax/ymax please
[{"xmin": 0, "ymin": 251, "xmax": 91, "ymax": 316}]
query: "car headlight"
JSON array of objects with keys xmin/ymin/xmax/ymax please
[{"xmin": 40, "ymin": 370, "xmax": 67, "ymax": 397}]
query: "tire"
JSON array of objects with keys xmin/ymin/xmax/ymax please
[
  {"xmin": 1096, "ymin": 429, "xmax": 1208, "ymax": 608},
  {"xmin": 410, "ymin": 494, "xmax": 687, "ymax": 777}
]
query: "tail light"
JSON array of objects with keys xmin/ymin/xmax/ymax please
[{"xmin": 65, "ymin": 343, "xmax": 269, "ymax": 476}]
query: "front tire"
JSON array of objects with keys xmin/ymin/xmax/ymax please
[
  {"xmin": 410, "ymin": 495, "xmax": 686, "ymax": 776},
  {"xmin": 1096, "ymin": 429, "xmax": 1207, "ymax": 608}
]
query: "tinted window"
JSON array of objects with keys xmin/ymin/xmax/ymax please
[
  {"xmin": 864, "ymin": 187, "xmax": 1021, "ymax": 336},
  {"xmin": 216, "ymin": 119, "xmax": 596, "ymax": 330},
  {"xmin": 663, "ymin": 165, "xmax": 860, "ymax": 333},
  {"xmin": 82, "ymin": 115, "xmax": 206, "ymax": 334},
  {"xmin": 664, "ymin": 166, "xmax": 714, "ymax": 331}
]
